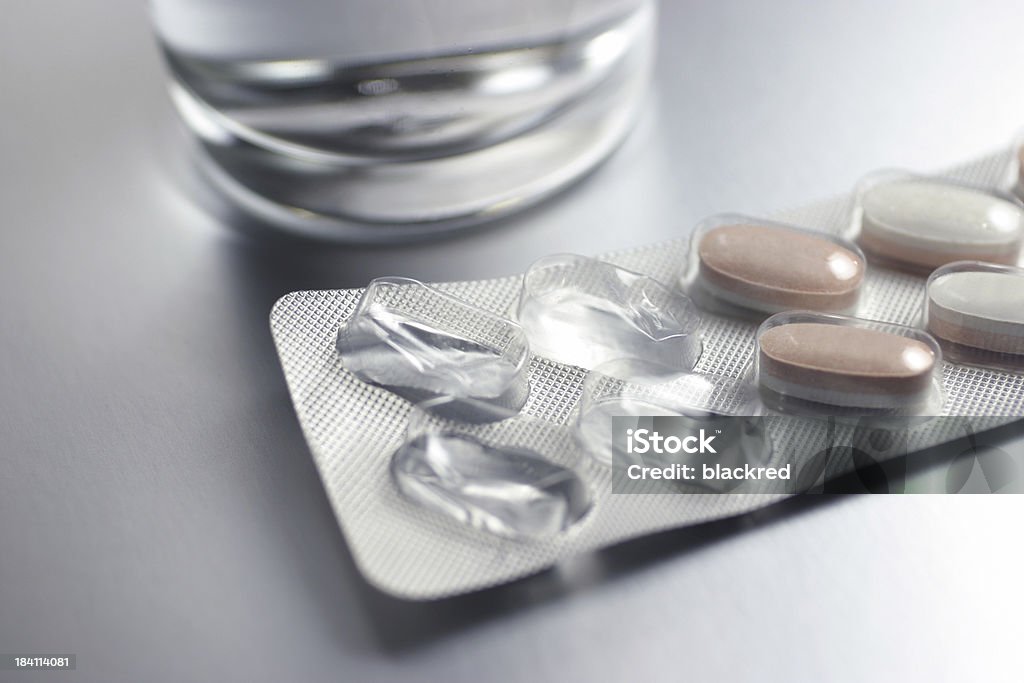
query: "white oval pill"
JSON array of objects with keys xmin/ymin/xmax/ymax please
[
  {"xmin": 927, "ymin": 271, "xmax": 1024, "ymax": 356},
  {"xmin": 860, "ymin": 180, "xmax": 1024, "ymax": 270}
]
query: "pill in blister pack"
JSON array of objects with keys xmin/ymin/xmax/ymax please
[
  {"xmin": 336, "ymin": 277, "xmax": 531, "ymax": 421},
  {"xmin": 682, "ymin": 214, "xmax": 865, "ymax": 319},
  {"xmin": 755, "ymin": 312, "xmax": 943, "ymax": 415},
  {"xmin": 515, "ymin": 254, "xmax": 702, "ymax": 370},
  {"xmin": 923, "ymin": 261, "xmax": 1024, "ymax": 371},
  {"xmin": 854, "ymin": 174, "xmax": 1024, "ymax": 272}
]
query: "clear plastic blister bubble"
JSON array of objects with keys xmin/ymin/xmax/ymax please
[
  {"xmin": 755, "ymin": 311, "xmax": 944, "ymax": 417},
  {"xmin": 514, "ymin": 253, "xmax": 702, "ymax": 370},
  {"xmin": 922, "ymin": 260, "xmax": 1024, "ymax": 372},
  {"xmin": 573, "ymin": 359, "xmax": 762, "ymax": 465},
  {"xmin": 573, "ymin": 360, "xmax": 772, "ymax": 492},
  {"xmin": 850, "ymin": 170, "xmax": 1024, "ymax": 274},
  {"xmin": 390, "ymin": 397, "xmax": 592, "ymax": 540},
  {"xmin": 336, "ymin": 277, "xmax": 530, "ymax": 422},
  {"xmin": 680, "ymin": 213, "xmax": 866, "ymax": 320}
]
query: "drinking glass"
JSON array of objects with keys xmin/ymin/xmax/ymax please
[{"xmin": 151, "ymin": 0, "xmax": 656, "ymax": 241}]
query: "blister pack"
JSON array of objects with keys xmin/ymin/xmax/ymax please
[{"xmin": 271, "ymin": 149, "xmax": 1024, "ymax": 599}]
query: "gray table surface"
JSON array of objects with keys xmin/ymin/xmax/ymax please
[{"xmin": 4, "ymin": 1, "xmax": 1024, "ymax": 681}]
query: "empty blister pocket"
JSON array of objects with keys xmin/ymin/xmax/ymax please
[
  {"xmin": 515, "ymin": 254, "xmax": 702, "ymax": 370},
  {"xmin": 392, "ymin": 397, "xmax": 592, "ymax": 540},
  {"xmin": 336, "ymin": 277, "xmax": 531, "ymax": 422},
  {"xmin": 573, "ymin": 359, "xmax": 762, "ymax": 465}
]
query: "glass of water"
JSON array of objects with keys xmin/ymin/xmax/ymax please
[{"xmin": 152, "ymin": 0, "xmax": 655, "ymax": 242}]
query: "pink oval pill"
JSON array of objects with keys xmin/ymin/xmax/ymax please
[
  {"xmin": 698, "ymin": 224, "xmax": 864, "ymax": 313},
  {"xmin": 758, "ymin": 323, "xmax": 936, "ymax": 408}
]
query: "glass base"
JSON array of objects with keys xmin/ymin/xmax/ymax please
[{"xmin": 165, "ymin": 4, "xmax": 654, "ymax": 243}]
